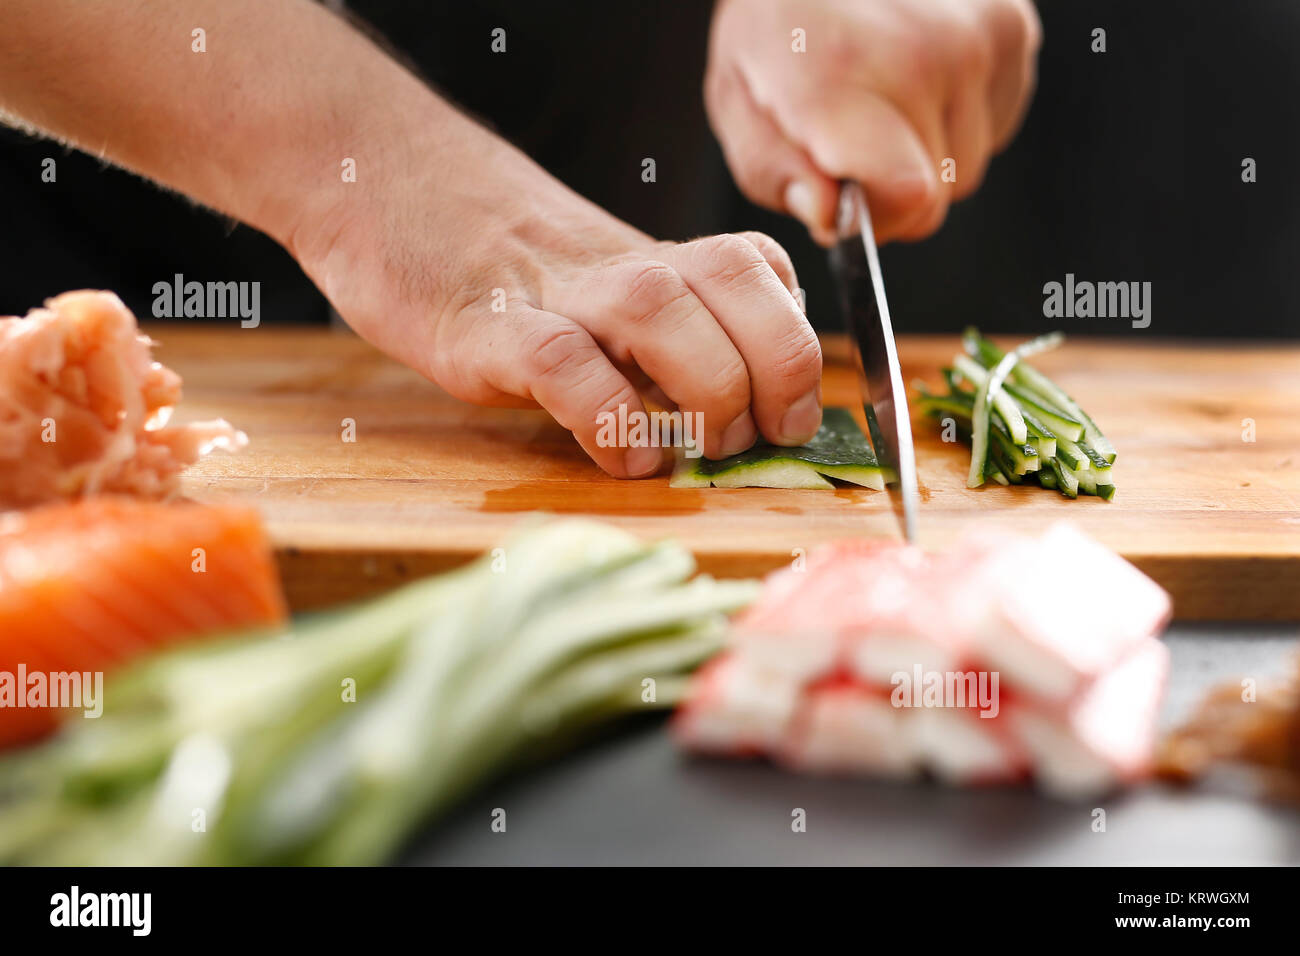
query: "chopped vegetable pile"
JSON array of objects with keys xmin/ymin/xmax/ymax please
[
  {"xmin": 916, "ymin": 328, "xmax": 1116, "ymax": 500},
  {"xmin": 0, "ymin": 519, "xmax": 756, "ymax": 865},
  {"xmin": 671, "ymin": 407, "xmax": 888, "ymax": 490}
]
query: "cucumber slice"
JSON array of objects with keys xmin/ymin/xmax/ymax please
[
  {"xmin": 1049, "ymin": 458, "xmax": 1078, "ymax": 499},
  {"xmin": 991, "ymin": 427, "xmax": 1039, "ymax": 473},
  {"xmin": 1053, "ymin": 435, "xmax": 1090, "ymax": 471},
  {"xmin": 1002, "ymin": 384, "xmax": 1084, "ymax": 441},
  {"xmin": 952, "ymin": 355, "xmax": 1027, "ymax": 446},
  {"xmin": 921, "ymin": 396, "xmax": 1037, "ymax": 472},
  {"xmin": 1020, "ymin": 410, "xmax": 1057, "ymax": 460},
  {"xmin": 670, "ymin": 407, "xmax": 886, "ymax": 490},
  {"xmin": 988, "ymin": 442, "xmax": 1024, "ymax": 484},
  {"xmin": 1079, "ymin": 441, "xmax": 1114, "ymax": 481},
  {"xmin": 1059, "ymin": 460, "xmax": 1115, "ymax": 499}
]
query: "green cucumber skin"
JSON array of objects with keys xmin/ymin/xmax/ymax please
[
  {"xmin": 673, "ymin": 407, "xmax": 884, "ymax": 490},
  {"xmin": 1049, "ymin": 457, "xmax": 1079, "ymax": 499},
  {"xmin": 692, "ymin": 408, "xmax": 878, "ymax": 475},
  {"xmin": 1052, "ymin": 435, "xmax": 1089, "ymax": 471}
]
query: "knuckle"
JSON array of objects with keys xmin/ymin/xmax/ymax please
[
  {"xmin": 767, "ymin": 323, "xmax": 822, "ymax": 386},
  {"xmin": 711, "ymin": 354, "xmax": 753, "ymax": 411},
  {"xmin": 738, "ymin": 230, "xmax": 793, "ymax": 272},
  {"xmin": 587, "ymin": 380, "xmax": 640, "ymax": 423},
  {"xmin": 523, "ymin": 322, "xmax": 596, "ymax": 382},
  {"xmin": 692, "ymin": 234, "xmax": 769, "ymax": 288},
  {"xmin": 622, "ymin": 260, "xmax": 694, "ymax": 326}
]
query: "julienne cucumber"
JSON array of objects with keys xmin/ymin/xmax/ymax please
[
  {"xmin": 916, "ymin": 328, "xmax": 1116, "ymax": 501},
  {"xmin": 670, "ymin": 407, "xmax": 889, "ymax": 490},
  {"xmin": 966, "ymin": 330, "xmax": 1115, "ymax": 463}
]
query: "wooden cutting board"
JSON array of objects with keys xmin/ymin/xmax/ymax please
[{"xmin": 155, "ymin": 326, "xmax": 1300, "ymax": 620}]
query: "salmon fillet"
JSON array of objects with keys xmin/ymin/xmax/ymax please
[
  {"xmin": 0, "ymin": 290, "xmax": 246, "ymax": 508},
  {"xmin": 0, "ymin": 497, "xmax": 288, "ymax": 748}
]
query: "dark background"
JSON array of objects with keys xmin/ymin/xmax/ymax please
[{"xmin": 0, "ymin": 0, "xmax": 1295, "ymax": 337}]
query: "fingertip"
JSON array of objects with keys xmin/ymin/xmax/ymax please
[
  {"xmin": 624, "ymin": 444, "xmax": 664, "ymax": 478},
  {"xmin": 718, "ymin": 408, "xmax": 758, "ymax": 458},
  {"xmin": 808, "ymin": 225, "xmax": 838, "ymax": 248},
  {"xmin": 784, "ymin": 175, "xmax": 839, "ymax": 239},
  {"xmin": 774, "ymin": 388, "xmax": 822, "ymax": 446},
  {"xmin": 784, "ymin": 180, "xmax": 817, "ymax": 226}
]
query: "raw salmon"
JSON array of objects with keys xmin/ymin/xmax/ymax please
[
  {"xmin": 0, "ymin": 290, "xmax": 245, "ymax": 508},
  {"xmin": 0, "ymin": 497, "xmax": 288, "ymax": 747}
]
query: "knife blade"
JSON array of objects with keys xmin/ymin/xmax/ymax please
[{"xmin": 829, "ymin": 181, "xmax": 920, "ymax": 543}]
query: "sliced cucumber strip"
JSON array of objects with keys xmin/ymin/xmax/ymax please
[
  {"xmin": 1079, "ymin": 441, "xmax": 1114, "ymax": 480},
  {"xmin": 989, "ymin": 443, "xmax": 1024, "ymax": 484},
  {"xmin": 1053, "ymin": 435, "xmax": 1090, "ymax": 472},
  {"xmin": 1059, "ymin": 460, "xmax": 1114, "ymax": 499},
  {"xmin": 1021, "ymin": 410, "xmax": 1057, "ymax": 459},
  {"xmin": 967, "ymin": 331, "xmax": 1114, "ymax": 462},
  {"xmin": 1049, "ymin": 458, "xmax": 1078, "ymax": 499},
  {"xmin": 1001, "ymin": 384, "xmax": 1084, "ymax": 442},
  {"xmin": 991, "ymin": 427, "xmax": 1039, "ymax": 474},
  {"xmin": 923, "ymin": 395, "xmax": 1037, "ymax": 473},
  {"xmin": 926, "ymin": 329, "xmax": 1113, "ymax": 502},
  {"xmin": 953, "ymin": 355, "xmax": 1027, "ymax": 447}
]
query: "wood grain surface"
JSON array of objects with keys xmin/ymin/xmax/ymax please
[{"xmin": 155, "ymin": 326, "xmax": 1300, "ymax": 620}]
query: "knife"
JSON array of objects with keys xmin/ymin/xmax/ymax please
[{"xmin": 829, "ymin": 181, "xmax": 920, "ymax": 543}]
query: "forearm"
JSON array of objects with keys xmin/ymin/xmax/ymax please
[{"xmin": 0, "ymin": 0, "xmax": 459, "ymax": 248}]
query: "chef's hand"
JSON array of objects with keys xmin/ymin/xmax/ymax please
[
  {"xmin": 0, "ymin": 0, "xmax": 821, "ymax": 479},
  {"xmin": 291, "ymin": 111, "xmax": 821, "ymax": 477},
  {"xmin": 705, "ymin": 0, "xmax": 1041, "ymax": 244}
]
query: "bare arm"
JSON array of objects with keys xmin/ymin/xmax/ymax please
[
  {"xmin": 0, "ymin": 0, "xmax": 452, "ymax": 249},
  {"xmin": 0, "ymin": 0, "xmax": 825, "ymax": 477}
]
